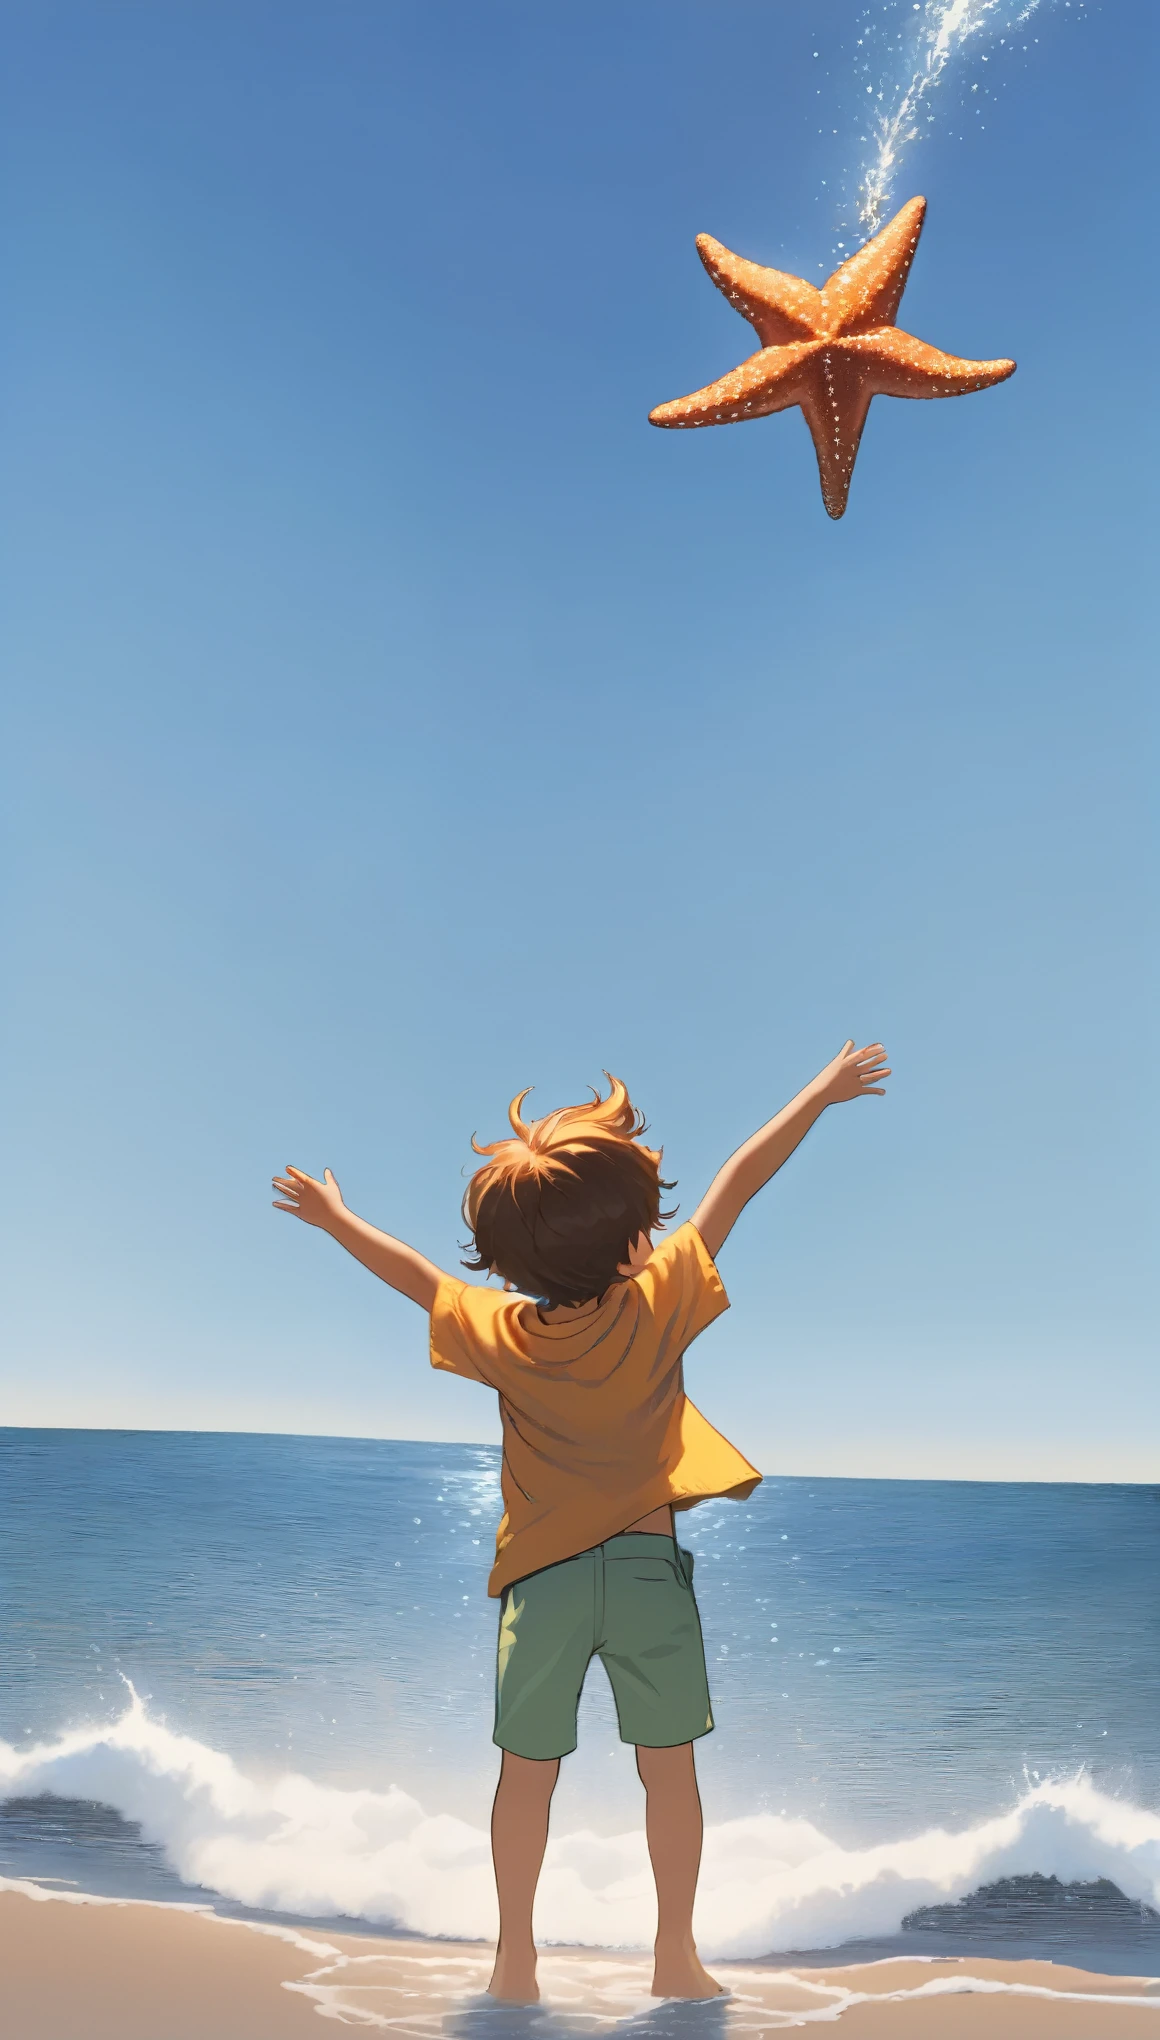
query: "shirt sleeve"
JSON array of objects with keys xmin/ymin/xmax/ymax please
[
  {"xmin": 631, "ymin": 1221, "xmax": 729, "ymax": 1353},
  {"xmin": 429, "ymin": 1276, "xmax": 507, "ymax": 1386}
]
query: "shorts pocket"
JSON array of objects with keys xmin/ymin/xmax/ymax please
[
  {"xmin": 609, "ymin": 1552, "xmax": 686, "ymax": 1591},
  {"xmin": 627, "ymin": 1558, "xmax": 681, "ymax": 1586}
]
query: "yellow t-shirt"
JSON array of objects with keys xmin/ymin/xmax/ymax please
[{"xmin": 429, "ymin": 1221, "xmax": 762, "ymax": 1597}]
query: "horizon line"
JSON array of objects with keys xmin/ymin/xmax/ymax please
[{"xmin": 1, "ymin": 1422, "xmax": 1154, "ymax": 1488}]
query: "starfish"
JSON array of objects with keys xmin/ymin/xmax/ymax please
[{"xmin": 649, "ymin": 197, "xmax": 1015, "ymax": 518}]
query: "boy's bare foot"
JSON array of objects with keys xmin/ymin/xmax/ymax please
[
  {"xmin": 487, "ymin": 1943, "xmax": 540, "ymax": 2003},
  {"xmin": 651, "ymin": 1937, "xmax": 725, "ymax": 2000}
]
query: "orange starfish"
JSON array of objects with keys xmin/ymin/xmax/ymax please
[{"xmin": 649, "ymin": 197, "xmax": 1015, "ymax": 518}]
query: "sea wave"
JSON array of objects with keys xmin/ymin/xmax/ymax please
[{"xmin": 2, "ymin": 1690, "xmax": 1159, "ymax": 1957}]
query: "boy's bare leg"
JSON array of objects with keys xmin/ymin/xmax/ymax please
[
  {"xmin": 636, "ymin": 1743, "xmax": 723, "ymax": 1999},
  {"xmin": 488, "ymin": 1750, "xmax": 560, "ymax": 2002}
]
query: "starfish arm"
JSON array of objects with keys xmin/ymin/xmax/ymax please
[
  {"xmin": 649, "ymin": 343, "xmax": 818, "ymax": 428},
  {"xmin": 842, "ymin": 325, "xmax": 1016, "ymax": 398},
  {"xmin": 695, "ymin": 235, "xmax": 823, "ymax": 346},
  {"xmin": 795, "ymin": 349, "xmax": 876, "ymax": 520},
  {"xmin": 822, "ymin": 196, "xmax": 927, "ymax": 338}
]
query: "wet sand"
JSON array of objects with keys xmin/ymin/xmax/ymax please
[{"xmin": 3, "ymin": 1885, "xmax": 1159, "ymax": 2036}]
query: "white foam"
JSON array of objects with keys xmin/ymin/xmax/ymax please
[
  {"xmin": 0, "ymin": 1872, "xmax": 342, "ymax": 1960},
  {"xmin": 2, "ymin": 1689, "xmax": 1159, "ymax": 1956},
  {"xmin": 287, "ymin": 1951, "xmax": 1160, "ymax": 2034}
]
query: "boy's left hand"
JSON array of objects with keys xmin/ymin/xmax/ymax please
[
  {"xmin": 272, "ymin": 1166, "xmax": 347, "ymax": 1230},
  {"xmin": 816, "ymin": 1041, "xmax": 891, "ymax": 1104}
]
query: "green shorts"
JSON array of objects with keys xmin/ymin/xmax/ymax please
[{"xmin": 494, "ymin": 1532, "xmax": 714, "ymax": 1760}]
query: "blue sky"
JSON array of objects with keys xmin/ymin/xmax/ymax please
[{"xmin": 2, "ymin": 1, "xmax": 1153, "ymax": 1476}]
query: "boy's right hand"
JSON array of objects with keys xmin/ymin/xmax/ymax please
[
  {"xmin": 690, "ymin": 1037, "xmax": 891, "ymax": 1257},
  {"xmin": 272, "ymin": 1166, "xmax": 347, "ymax": 1231},
  {"xmin": 814, "ymin": 1040, "xmax": 891, "ymax": 1105}
]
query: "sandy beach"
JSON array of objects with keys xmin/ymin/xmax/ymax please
[{"xmin": 3, "ymin": 1886, "xmax": 1159, "ymax": 2037}]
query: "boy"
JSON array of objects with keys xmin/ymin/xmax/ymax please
[{"xmin": 273, "ymin": 1037, "xmax": 890, "ymax": 2001}]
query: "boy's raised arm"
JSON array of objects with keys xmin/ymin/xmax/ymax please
[
  {"xmin": 272, "ymin": 1166, "xmax": 449, "ymax": 1311},
  {"xmin": 689, "ymin": 1040, "xmax": 890, "ymax": 1259}
]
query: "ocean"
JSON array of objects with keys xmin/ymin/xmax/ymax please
[{"xmin": 2, "ymin": 1428, "xmax": 1158, "ymax": 1967}]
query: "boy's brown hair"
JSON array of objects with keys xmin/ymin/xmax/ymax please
[{"xmin": 461, "ymin": 1075, "xmax": 676, "ymax": 1308}]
